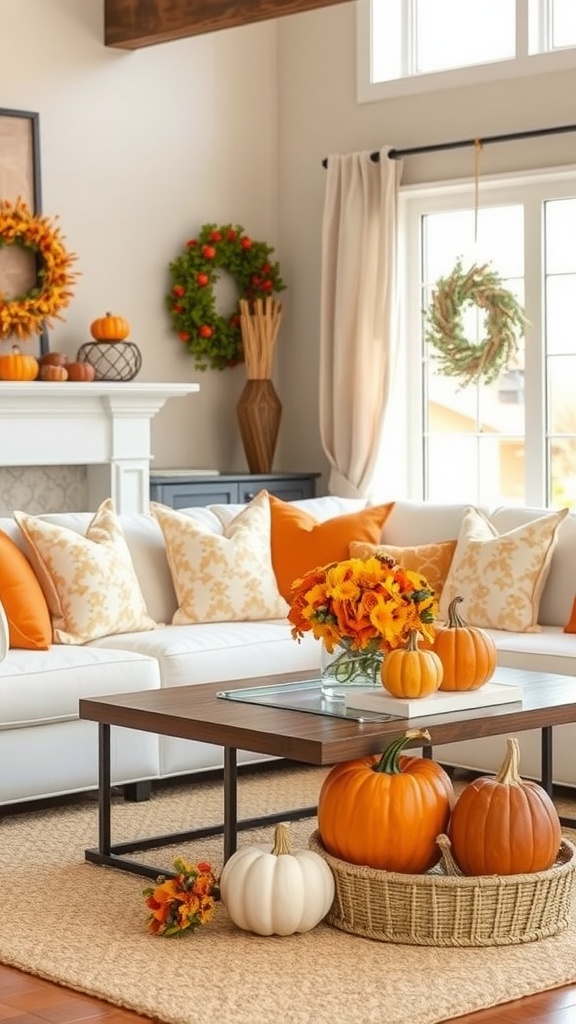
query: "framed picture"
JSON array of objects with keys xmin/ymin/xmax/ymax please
[{"xmin": 0, "ymin": 107, "xmax": 48, "ymax": 354}]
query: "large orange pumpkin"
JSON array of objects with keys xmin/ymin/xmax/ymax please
[
  {"xmin": 433, "ymin": 596, "xmax": 497, "ymax": 691},
  {"xmin": 448, "ymin": 737, "xmax": 561, "ymax": 875},
  {"xmin": 381, "ymin": 629, "xmax": 444, "ymax": 699},
  {"xmin": 317, "ymin": 728, "xmax": 454, "ymax": 872}
]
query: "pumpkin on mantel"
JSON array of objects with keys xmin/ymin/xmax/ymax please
[
  {"xmin": 90, "ymin": 312, "xmax": 131, "ymax": 341},
  {"xmin": 0, "ymin": 346, "xmax": 39, "ymax": 381}
]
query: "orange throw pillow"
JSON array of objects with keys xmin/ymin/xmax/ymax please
[
  {"xmin": 269, "ymin": 496, "xmax": 394, "ymax": 601},
  {"xmin": 349, "ymin": 539, "xmax": 457, "ymax": 600},
  {"xmin": 564, "ymin": 595, "xmax": 576, "ymax": 633},
  {"xmin": 0, "ymin": 529, "xmax": 52, "ymax": 649}
]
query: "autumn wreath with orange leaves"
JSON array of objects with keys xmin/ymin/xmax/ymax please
[
  {"xmin": 166, "ymin": 222, "xmax": 285, "ymax": 371},
  {"xmin": 0, "ymin": 198, "xmax": 78, "ymax": 341}
]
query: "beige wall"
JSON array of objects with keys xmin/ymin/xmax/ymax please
[{"xmin": 2, "ymin": 1, "xmax": 576, "ymax": 497}]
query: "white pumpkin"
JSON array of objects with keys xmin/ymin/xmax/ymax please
[{"xmin": 220, "ymin": 823, "xmax": 335, "ymax": 936}]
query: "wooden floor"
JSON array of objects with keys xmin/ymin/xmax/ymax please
[{"xmin": 1, "ymin": 964, "xmax": 575, "ymax": 1024}]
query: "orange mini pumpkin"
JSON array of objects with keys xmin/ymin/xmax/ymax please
[
  {"xmin": 0, "ymin": 345, "xmax": 39, "ymax": 381},
  {"xmin": 433, "ymin": 596, "xmax": 497, "ymax": 691},
  {"xmin": 448, "ymin": 737, "xmax": 561, "ymax": 876},
  {"xmin": 381, "ymin": 629, "xmax": 444, "ymax": 699},
  {"xmin": 90, "ymin": 311, "xmax": 130, "ymax": 341},
  {"xmin": 318, "ymin": 728, "xmax": 454, "ymax": 872}
]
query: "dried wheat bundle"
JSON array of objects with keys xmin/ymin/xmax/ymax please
[{"xmin": 239, "ymin": 297, "xmax": 283, "ymax": 378}]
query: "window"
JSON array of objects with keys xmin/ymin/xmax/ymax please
[
  {"xmin": 358, "ymin": 0, "xmax": 576, "ymax": 101},
  {"xmin": 398, "ymin": 168, "xmax": 576, "ymax": 509}
]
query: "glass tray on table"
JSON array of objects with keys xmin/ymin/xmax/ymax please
[{"xmin": 216, "ymin": 678, "xmax": 402, "ymax": 722}]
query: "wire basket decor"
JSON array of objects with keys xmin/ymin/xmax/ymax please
[{"xmin": 76, "ymin": 341, "xmax": 142, "ymax": 382}]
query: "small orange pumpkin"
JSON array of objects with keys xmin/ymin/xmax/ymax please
[
  {"xmin": 90, "ymin": 311, "xmax": 130, "ymax": 341},
  {"xmin": 66, "ymin": 360, "xmax": 95, "ymax": 381},
  {"xmin": 448, "ymin": 737, "xmax": 561, "ymax": 876},
  {"xmin": 0, "ymin": 345, "xmax": 39, "ymax": 381},
  {"xmin": 317, "ymin": 728, "xmax": 454, "ymax": 872},
  {"xmin": 40, "ymin": 363, "xmax": 68, "ymax": 381},
  {"xmin": 433, "ymin": 596, "xmax": 497, "ymax": 691},
  {"xmin": 381, "ymin": 629, "xmax": 444, "ymax": 699}
]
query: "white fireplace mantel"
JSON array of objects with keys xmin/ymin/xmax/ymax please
[{"xmin": 0, "ymin": 381, "xmax": 199, "ymax": 513}]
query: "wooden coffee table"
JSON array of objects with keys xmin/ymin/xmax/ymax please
[{"xmin": 79, "ymin": 665, "xmax": 576, "ymax": 879}]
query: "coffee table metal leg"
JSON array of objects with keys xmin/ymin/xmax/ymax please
[
  {"xmin": 541, "ymin": 726, "xmax": 553, "ymax": 797},
  {"xmin": 98, "ymin": 722, "xmax": 112, "ymax": 856},
  {"xmin": 223, "ymin": 746, "xmax": 237, "ymax": 863}
]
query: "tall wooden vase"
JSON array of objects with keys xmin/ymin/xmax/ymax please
[{"xmin": 236, "ymin": 378, "xmax": 282, "ymax": 474}]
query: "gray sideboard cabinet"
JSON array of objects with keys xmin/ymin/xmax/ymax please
[{"xmin": 149, "ymin": 471, "xmax": 321, "ymax": 509}]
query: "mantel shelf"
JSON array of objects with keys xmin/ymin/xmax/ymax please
[{"xmin": 0, "ymin": 381, "xmax": 200, "ymax": 513}]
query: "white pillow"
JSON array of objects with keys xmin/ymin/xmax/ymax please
[
  {"xmin": 14, "ymin": 499, "xmax": 156, "ymax": 645},
  {"xmin": 0, "ymin": 598, "xmax": 9, "ymax": 663},
  {"xmin": 439, "ymin": 505, "xmax": 569, "ymax": 632},
  {"xmin": 151, "ymin": 490, "xmax": 288, "ymax": 624}
]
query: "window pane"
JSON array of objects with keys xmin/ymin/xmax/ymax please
[
  {"xmin": 545, "ymin": 276, "xmax": 576, "ymax": 354},
  {"xmin": 550, "ymin": 438, "xmax": 576, "ymax": 506},
  {"xmin": 545, "ymin": 198, "xmax": 576, "ymax": 273},
  {"xmin": 552, "ymin": 0, "xmax": 576, "ymax": 48},
  {"xmin": 415, "ymin": 0, "xmax": 515, "ymax": 73},
  {"xmin": 548, "ymin": 354, "xmax": 576, "ymax": 431},
  {"xmin": 371, "ymin": 0, "xmax": 402, "ymax": 81}
]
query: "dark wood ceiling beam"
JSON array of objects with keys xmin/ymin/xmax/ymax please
[{"xmin": 105, "ymin": 0, "xmax": 350, "ymax": 49}]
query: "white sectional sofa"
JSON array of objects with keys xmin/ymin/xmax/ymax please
[{"xmin": 1, "ymin": 494, "xmax": 575, "ymax": 807}]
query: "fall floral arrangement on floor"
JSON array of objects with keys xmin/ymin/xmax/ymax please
[
  {"xmin": 143, "ymin": 858, "xmax": 220, "ymax": 937},
  {"xmin": 288, "ymin": 554, "xmax": 438, "ymax": 683}
]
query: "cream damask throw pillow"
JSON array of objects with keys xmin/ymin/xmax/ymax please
[
  {"xmin": 151, "ymin": 490, "xmax": 288, "ymax": 624},
  {"xmin": 14, "ymin": 499, "xmax": 156, "ymax": 644},
  {"xmin": 439, "ymin": 505, "xmax": 569, "ymax": 632}
]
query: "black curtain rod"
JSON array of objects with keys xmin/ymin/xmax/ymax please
[{"xmin": 321, "ymin": 123, "xmax": 576, "ymax": 167}]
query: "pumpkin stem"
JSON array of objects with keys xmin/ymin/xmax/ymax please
[
  {"xmin": 447, "ymin": 596, "xmax": 467, "ymax": 628},
  {"xmin": 271, "ymin": 822, "xmax": 292, "ymax": 856},
  {"xmin": 495, "ymin": 737, "xmax": 522, "ymax": 786},
  {"xmin": 373, "ymin": 728, "xmax": 432, "ymax": 774}
]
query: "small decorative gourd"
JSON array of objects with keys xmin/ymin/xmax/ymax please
[
  {"xmin": 90, "ymin": 312, "xmax": 131, "ymax": 341},
  {"xmin": 433, "ymin": 596, "xmax": 497, "ymax": 691},
  {"xmin": 317, "ymin": 728, "xmax": 454, "ymax": 872},
  {"xmin": 40, "ymin": 363, "xmax": 69, "ymax": 381},
  {"xmin": 381, "ymin": 629, "xmax": 444, "ymax": 699},
  {"xmin": 0, "ymin": 346, "xmax": 39, "ymax": 381},
  {"xmin": 448, "ymin": 737, "xmax": 562, "ymax": 875},
  {"xmin": 66, "ymin": 360, "xmax": 95, "ymax": 381},
  {"xmin": 219, "ymin": 822, "xmax": 335, "ymax": 935}
]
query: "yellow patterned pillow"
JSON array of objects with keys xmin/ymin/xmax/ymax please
[
  {"xmin": 439, "ymin": 505, "xmax": 569, "ymax": 632},
  {"xmin": 349, "ymin": 540, "xmax": 457, "ymax": 599},
  {"xmin": 14, "ymin": 499, "xmax": 156, "ymax": 644},
  {"xmin": 151, "ymin": 490, "xmax": 288, "ymax": 624}
]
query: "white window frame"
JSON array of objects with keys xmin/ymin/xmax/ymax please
[
  {"xmin": 357, "ymin": 0, "xmax": 576, "ymax": 103},
  {"xmin": 396, "ymin": 163, "xmax": 576, "ymax": 506}
]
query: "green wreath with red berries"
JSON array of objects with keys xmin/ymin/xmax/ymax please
[{"xmin": 166, "ymin": 222, "xmax": 286, "ymax": 371}]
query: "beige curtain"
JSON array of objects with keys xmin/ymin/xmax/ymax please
[{"xmin": 319, "ymin": 148, "xmax": 403, "ymax": 497}]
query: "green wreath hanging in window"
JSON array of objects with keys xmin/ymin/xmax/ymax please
[
  {"xmin": 425, "ymin": 259, "xmax": 528, "ymax": 389},
  {"xmin": 166, "ymin": 222, "xmax": 286, "ymax": 371}
]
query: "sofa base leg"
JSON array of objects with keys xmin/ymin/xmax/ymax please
[{"xmin": 123, "ymin": 780, "xmax": 152, "ymax": 802}]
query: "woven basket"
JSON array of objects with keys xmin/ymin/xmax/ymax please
[{"xmin": 309, "ymin": 830, "xmax": 576, "ymax": 947}]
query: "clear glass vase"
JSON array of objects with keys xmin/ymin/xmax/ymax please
[{"xmin": 320, "ymin": 640, "xmax": 383, "ymax": 702}]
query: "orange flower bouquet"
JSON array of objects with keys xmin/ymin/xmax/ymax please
[
  {"xmin": 288, "ymin": 554, "xmax": 438, "ymax": 687},
  {"xmin": 143, "ymin": 858, "xmax": 220, "ymax": 937}
]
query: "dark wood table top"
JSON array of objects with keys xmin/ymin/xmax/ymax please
[{"xmin": 78, "ymin": 665, "xmax": 576, "ymax": 766}]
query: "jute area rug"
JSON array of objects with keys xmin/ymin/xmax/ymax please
[{"xmin": 2, "ymin": 762, "xmax": 576, "ymax": 1024}]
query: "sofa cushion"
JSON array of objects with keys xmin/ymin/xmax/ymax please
[
  {"xmin": 439, "ymin": 505, "xmax": 569, "ymax": 632},
  {"xmin": 0, "ymin": 645, "xmax": 160, "ymax": 728},
  {"xmin": 266, "ymin": 496, "xmax": 394, "ymax": 601},
  {"xmin": 90, "ymin": 619, "xmax": 321, "ymax": 688},
  {"xmin": 349, "ymin": 539, "xmax": 456, "ymax": 599},
  {"xmin": 0, "ymin": 529, "xmax": 52, "ymax": 650},
  {"xmin": 380, "ymin": 501, "xmax": 480, "ymax": 546},
  {"xmin": 151, "ymin": 490, "xmax": 287, "ymax": 623},
  {"xmin": 14, "ymin": 499, "xmax": 157, "ymax": 645}
]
